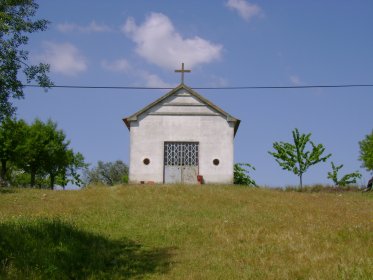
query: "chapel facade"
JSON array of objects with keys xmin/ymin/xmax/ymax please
[
  {"xmin": 123, "ymin": 82, "xmax": 240, "ymax": 184},
  {"xmin": 124, "ymin": 63, "xmax": 240, "ymax": 184}
]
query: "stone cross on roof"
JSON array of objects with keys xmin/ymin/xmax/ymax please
[{"xmin": 175, "ymin": 62, "xmax": 191, "ymax": 84}]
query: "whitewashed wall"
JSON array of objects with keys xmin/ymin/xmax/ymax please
[{"xmin": 128, "ymin": 89, "xmax": 235, "ymax": 184}]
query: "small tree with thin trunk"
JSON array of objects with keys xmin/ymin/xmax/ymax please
[{"xmin": 268, "ymin": 128, "xmax": 331, "ymax": 188}]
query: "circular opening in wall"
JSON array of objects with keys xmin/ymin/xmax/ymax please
[
  {"xmin": 213, "ymin": 159, "xmax": 220, "ymax": 166},
  {"xmin": 143, "ymin": 158, "xmax": 150, "ymax": 165}
]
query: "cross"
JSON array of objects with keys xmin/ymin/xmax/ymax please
[{"xmin": 175, "ymin": 62, "xmax": 191, "ymax": 84}]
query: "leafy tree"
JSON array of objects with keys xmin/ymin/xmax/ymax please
[
  {"xmin": 359, "ymin": 130, "xmax": 373, "ymax": 174},
  {"xmin": 0, "ymin": 117, "xmax": 86, "ymax": 189},
  {"xmin": 327, "ymin": 162, "xmax": 362, "ymax": 187},
  {"xmin": 268, "ymin": 128, "xmax": 331, "ymax": 188},
  {"xmin": 0, "ymin": 117, "xmax": 27, "ymax": 186},
  {"xmin": 41, "ymin": 120, "xmax": 69, "ymax": 188},
  {"xmin": 39, "ymin": 122, "xmax": 87, "ymax": 189},
  {"xmin": 84, "ymin": 160, "xmax": 129, "ymax": 186},
  {"xmin": 40, "ymin": 122, "xmax": 87, "ymax": 189},
  {"xmin": 18, "ymin": 119, "xmax": 86, "ymax": 189},
  {"xmin": 234, "ymin": 163, "xmax": 257, "ymax": 186},
  {"xmin": 18, "ymin": 119, "xmax": 47, "ymax": 187},
  {"xmin": 56, "ymin": 150, "xmax": 86, "ymax": 189},
  {"xmin": 0, "ymin": 0, "xmax": 52, "ymax": 120}
]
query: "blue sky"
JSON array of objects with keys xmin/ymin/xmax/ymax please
[{"xmin": 15, "ymin": 0, "xmax": 373, "ymax": 186}]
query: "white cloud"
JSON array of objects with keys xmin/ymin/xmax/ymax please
[
  {"xmin": 226, "ymin": 0, "xmax": 262, "ymax": 21},
  {"xmin": 101, "ymin": 57, "xmax": 172, "ymax": 87},
  {"xmin": 290, "ymin": 75, "xmax": 302, "ymax": 86},
  {"xmin": 122, "ymin": 13, "xmax": 222, "ymax": 70},
  {"xmin": 57, "ymin": 21, "xmax": 112, "ymax": 33},
  {"xmin": 38, "ymin": 42, "xmax": 87, "ymax": 76},
  {"xmin": 101, "ymin": 58, "xmax": 131, "ymax": 72}
]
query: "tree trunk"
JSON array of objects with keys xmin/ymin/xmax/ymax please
[
  {"xmin": 50, "ymin": 174, "xmax": 55, "ymax": 190},
  {"xmin": 0, "ymin": 160, "xmax": 7, "ymax": 187},
  {"xmin": 299, "ymin": 173, "xmax": 303, "ymax": 189},
  {"xmin": 31, "ymin": 170, "xmax": 36, "ymax": 188}
]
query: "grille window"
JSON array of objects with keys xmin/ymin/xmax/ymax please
[{"xmin": 164, "ymin": 142, "xmax": 199, "ymax": 166}]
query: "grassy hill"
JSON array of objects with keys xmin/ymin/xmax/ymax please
[{"xmin": 0, "ymin": 185, "xmax": 372, "ymax": 279}]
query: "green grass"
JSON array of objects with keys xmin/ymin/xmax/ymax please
[{"xmin": 0, "ymin": 185, "xmax": 372, "ymax": 279}]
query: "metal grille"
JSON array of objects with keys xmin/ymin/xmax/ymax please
[{"xmin": 164, "ymin": 142, "xmax": 199, "ymax": 166}]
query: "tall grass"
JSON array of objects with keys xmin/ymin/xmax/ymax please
[{"xmin": 1, "ymin": 185, "xmax": 372, "ymax": 279}]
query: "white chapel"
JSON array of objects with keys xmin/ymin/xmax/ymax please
[{"xmin": 123, "ymin": 64, "xmax": 240, "ymax": 184}]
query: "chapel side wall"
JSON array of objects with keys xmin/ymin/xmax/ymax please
[{"xmin": 129, "ymin": 114, "xmax": 234, "ymax": 184}]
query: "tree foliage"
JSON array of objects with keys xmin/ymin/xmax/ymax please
[
  {"xmin": 233, "ymin": 163, "xmax": 257, "ymax": 186},
  {"xmin": 57, "ymin": 151, "xmax": 86, "ymax": 188},
  {"xmin": 84, "ymin": 160, "xmax": 129, "ymax": 186},
  {"xmin": 359, "ymin": 130, "xmax": 373, "ymax": 174},
  {"xmin": 268, "ymin": 128, "xmax": 331, "ymax": 188},
  {"xmin": 0, "ymin": 0, "xmax": 52, "ymax": 120},
  {"xmin": 0, "ymin": 117, "xmax": 27, "ymax": 185},
  {"xmin": 327, "ymin": 162, "xmax": 362, "ymax": 187},
  {"xmin": 0, "ymin": 118, "xmax": 86, "ymax": 189}
]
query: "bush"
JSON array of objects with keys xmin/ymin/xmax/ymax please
[
  {"xmin": 359, "ymin": 130, "xmax": 373, "ymax": 173},
  {"xmin": 234, "ymin": 163, "xmax": 257, "ymax": 186},
  {"xmin": 327, "ymin": 162, "xmax": 362, "ymax": 187}
]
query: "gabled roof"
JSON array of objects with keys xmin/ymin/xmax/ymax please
[{"xmin": 123, "ymin": 83, "xmax": 240, "ymax": 136}]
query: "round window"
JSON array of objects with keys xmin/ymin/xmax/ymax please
[
  {"xmin": 143, "ymin": 158, "xmax": 150, "ymax": 165},
  {"xmin": 213, "ymin": 159, "xmax": 220, "ymax": 166}
]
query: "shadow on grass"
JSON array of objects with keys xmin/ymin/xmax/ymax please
[{"xmin": 0, "ymin": 219, "xmax": 174, "ymax": 279}]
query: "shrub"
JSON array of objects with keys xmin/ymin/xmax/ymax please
[{"xmin": 234, "ymin": 163, "xmax": 257, "ymax": 186}]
